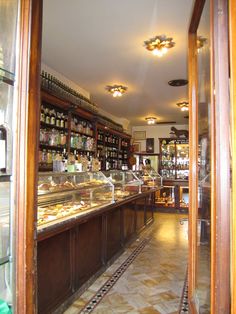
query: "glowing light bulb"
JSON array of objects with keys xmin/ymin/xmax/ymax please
[{"xmin": 161, "ymin": 47, "xmax": 168, "ymax": 54}]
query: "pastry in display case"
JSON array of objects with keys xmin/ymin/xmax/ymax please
[
  {"xmin": 134, "ymin": 169, "xmax": 162, "ymax": 190},
  {"xmin": 37, "ymin": 171, "xmax": 114, "ymax": 229},
  {"xmin": 103, "ymin": 170, "xmax": 142, "ymax": 201}
]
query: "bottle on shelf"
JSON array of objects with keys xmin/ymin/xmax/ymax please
[
  {"xmin": 62, "ymin": 148, "xmax": 68, "ymax": 172},
  {"xmin": 50, "ymin": 109, "xmax": 56, "ymax": 125},
  {"xmin": 45, "ymin": 108, "xmax": 50, "ymax": 124},
  {"xmin": 40, "ymin": 105, "xmax": 45, "ymax": 123},
  {"xmin": 56, "ymin": 112, "xmax": 60, "ymax": 127}
]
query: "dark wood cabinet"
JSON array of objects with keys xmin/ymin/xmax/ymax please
[
  {"xmin": 123, "ymin": 201, "xmax": 136, "ymax": 243},
  {"xmin": 136, "ymin": 197, "xmax": 146, "ymax": 232},
  {"xmin": 37, "ymin": 230, "xmax": 73, "ymax": 314},
  {"xmin": 106, "ymin": 207, "xmax": 122, "ymax": 261},
  {"xmin": 75, "ymin": 216, "xmax": 103, "ymax": 288}
]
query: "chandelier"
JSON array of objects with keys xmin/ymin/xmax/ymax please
[
  {"xmin": 176, "ymin": 101, "xmax": 189, "ymax": 112},
  {"xmin": 144, "ymin": 35, "xmax": 175, "ymax": 57},
  {"xmin": 145, "ymin": 117, "xmax": 157, "ymax": 125},
  {"xmin": 106, "ymin": 85, "xmax": 128, "ymax": 97}
]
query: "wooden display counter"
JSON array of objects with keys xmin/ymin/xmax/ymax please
[{"xmin": 37, "ymin": 189, "xmax": 156, "ymax": 314}]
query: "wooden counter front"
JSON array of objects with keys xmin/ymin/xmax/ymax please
[{"xmin": 37, "ymin": 189, "xmax": 156, "ymax": 314}]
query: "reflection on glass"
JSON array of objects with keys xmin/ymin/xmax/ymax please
[
  {"xmin": 196, "ymin": 0, "xmax": 211, "ymax": 312},
  {"xmin": 0, "ymin": 0, "xmax": 19, "ymax": 306}
]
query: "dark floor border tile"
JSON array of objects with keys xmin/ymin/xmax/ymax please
[{"xmin": 179, "ymin": 269, "xmax": 189, "ymax": 313}]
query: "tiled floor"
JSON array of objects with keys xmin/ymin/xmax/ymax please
[{"xmin": 65, "ymin": 213, "xmax": 188, "ymax": 314}]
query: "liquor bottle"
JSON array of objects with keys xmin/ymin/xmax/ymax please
[
  {"xmin": 0, "ymin": 123, "xmax": 7, "ymax": 173},
  {"xmin": 40, "ymin": 105, "xmax": 45, "ymax": 122},
  {"xmin": 62, "ymin": 148, "xmax": 68, "ymax": 172},
  {"xmin": 60, "ymin": 113, "xmax": 65, "ymax": 128},
  {"xmin": 56, "ymin": 112, "xmax": 61, "ymax": 127},
  {"xmin": 45, "ymin": 108, "xmax": 50, "ymax": 124},
  {"xmin": 50, "ymin": 109, "xmax": 56, "ymax": 125}
]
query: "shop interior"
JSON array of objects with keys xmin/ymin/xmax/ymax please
[{"xmin": 0, "ymin": 0, "xmax": 223, "ymax": 313}]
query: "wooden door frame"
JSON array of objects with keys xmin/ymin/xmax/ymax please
[
  {"xmin": 15, "ymin": 0, "xmax": 42, "ymax": 312},
  {"xmin": 188, "ymin": 0, "xmax": 230, "ymax": 313},
  {"xmin": 229, "ymin": 0, "xmax": 236, "ymax": 312}
]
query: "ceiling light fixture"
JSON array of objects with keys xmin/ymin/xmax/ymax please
[
  {"xmin": 176, "ymin": 101, "xmax": 189, "ymax": 112},
  {"xmin": 144, "ymin": 35, "xmax": 175, "ymax": 57},
  {"xmin": 106, "ymin": 84, "xmax": 127, "ymax": 97},
  {"xmin": 145, "ymin": 117, "xmax": 157, "ymax": 125}
]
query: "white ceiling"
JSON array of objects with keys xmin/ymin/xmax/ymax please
[{"xmin": 42, "ymin": 0, "xmax": 194, "ymax": 126}]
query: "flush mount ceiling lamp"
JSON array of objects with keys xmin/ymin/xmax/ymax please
[
  {"xmin": 106, "ymin": 84, "xmax": 128, "ymax": 97},
  {"xmin": 197, "ymin": 36, "xmax": 207, "ymax": 51},
  {"xmin": 144, "ymin": 35, "xmax": 175, "ymax": 57},
  {"xmin": 176, "ymin": 101, "xmax": 189, "ymax": 112},
  {"xmin": 145, "ymin": 117, "xmax": 157, "ymax": 125}
]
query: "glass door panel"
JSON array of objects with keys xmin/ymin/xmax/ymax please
[
  {"xmin": 196, "ymin": 0, "xmax": 211, "ymax": 312},
  {"xmin": 0, "ymin": 0, "xmax": 19, "ymax": 306}
]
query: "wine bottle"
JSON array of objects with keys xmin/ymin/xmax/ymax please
[{"xmin": 0, "ymin": 124, "xmax": 7, "ymax": 173}]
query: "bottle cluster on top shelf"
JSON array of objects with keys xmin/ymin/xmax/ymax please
[{"xmin": 41, "ymin": 71, "xmax": 98, "ymax": 114}]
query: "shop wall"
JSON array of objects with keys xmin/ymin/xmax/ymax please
[{"xmin": 131, "ymin": 124, "xmax": 189, "ymax": 153}]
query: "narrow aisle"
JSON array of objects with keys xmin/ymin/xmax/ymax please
[{"xmin": 65, "ymin": 213, "xmax": 188, "ymax": 314}]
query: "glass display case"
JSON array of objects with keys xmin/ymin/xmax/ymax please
[
  {"xmin": 37, "ymin": 172, "xmax": 114, "ymax": 229},
  {"xmin": 134, "ymin": 169, "xmax": 163, "ymax": 190},
  {"xmin": 103, "ymin": 170, "xmax": 142, "ymax": 201},
  {"xmin": 159, "ymin": 138, "xmax": 189, "ymax": 180}
]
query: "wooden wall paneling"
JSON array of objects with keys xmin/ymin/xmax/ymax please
[
  {"xmin": 106, "ymin": 208, "xmax": 122, "ymax": 261},
  {"xmin": 230, "ymin": 0, "xmax": 236, "ymax": 312},
  {"xmin": 188, "ymin": 31, "xmax": 198, "ymax": 314},
  {"xmin": 37, "ymin": 230, "xmax": 73, "ymax": 314},
  {"xmin": 15, "ymin": 0, "xmax": 42, "ymax": 312},
  {"xmin": 211, "ymin": 0, "xmax": 230, "ymax": 312},
  {"xmin": 75, "ymin": 216, "xmax": 103, "ymax": 288}
]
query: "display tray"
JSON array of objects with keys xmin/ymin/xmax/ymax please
[{"xmin": 37, "ymin": 199, "xmax": 111, "ymax": 229}]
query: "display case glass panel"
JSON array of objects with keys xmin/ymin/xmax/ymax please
[
  {"xmin": 179, "ymin": 186, "xmax": 189, "ymax": 208},
  {"xmin": 159, "ymin": 138, "xmax": 189, "ymax": 180},
  {"xmin": 134, "ymin": 169, "xmax": 162, "ymax": 190},
  {"xmin": 159, "ymin": 139, "xmax": 176, "ymax": 179},
  {"xmin": 37, "ymin": 172, "xmax": 114, "ymax": 229},
  {"xmin": 103, "ymin": 170, "xmax": 142, "ymax": 201},
  {"xmin": 155, "ymin": 186, "xmax": 175, "ymax": 207}
]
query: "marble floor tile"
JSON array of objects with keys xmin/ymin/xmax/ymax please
[{"xmin": 65, "ymin": 213, "xmax": 189, "ymax": 314}]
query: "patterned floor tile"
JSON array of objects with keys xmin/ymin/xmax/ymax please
[{"xmin": 64, "ymin": 213, "xmax": 189, "ymax": 314}]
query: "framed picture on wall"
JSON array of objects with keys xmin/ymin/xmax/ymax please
[
  {"xmin": 132, "ymin": 142, "xmax": 141, "ymax": 153},
  {"xmin": 146, "ymin": 138, "xmax": 154, "ymax": 153},
  {"xmin": 133, "ymin": 131, "xmax": 146, "ymax": 140}
]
